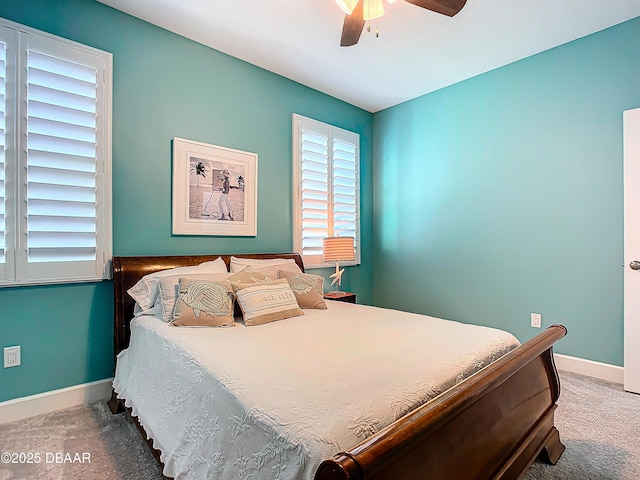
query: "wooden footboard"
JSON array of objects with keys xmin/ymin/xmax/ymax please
[{"xmin": 315, "ymin": 324, "xmax": 567, "ymax": 480}]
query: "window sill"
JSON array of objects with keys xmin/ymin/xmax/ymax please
[{"xmin": 305, "ymin": 261, "xmax": 360, "ymax": 270}]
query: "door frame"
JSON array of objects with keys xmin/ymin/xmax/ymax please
[{"xmin": 624, "ymin": 108, "xmax": 640, "ymax": 393}]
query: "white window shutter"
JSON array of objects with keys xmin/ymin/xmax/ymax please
[
  {"xmin": 332, "ymin": 134, "xmax": 359, "ymax": 255},
  {"xmin": 5, "ymin": 27, "xmax": 111, "ymax": 285},
  {"xmin": 20, "ymin": 44, "xmax": 105, "ymax": 282},
  {"xmin": 293, "ymin": 114, "xmax": 360, "ymax": 268},
  {"xmin": 26, "ymin": 49, "xmax": 98, "ymax": 265},
  {"xmin": 0, "ymin": 27, "xmax": 14, "ymax": 285},
  {"xmin": 0, "ymin": 39, "xmax": 6, "ymax": 272},
  {"xmin": 300, "ymin": 127, "xmax": 330, "ymax": 259},
  {"xmin": 0, "ymin": 20, "xmax": 111, "ymax": 287}
]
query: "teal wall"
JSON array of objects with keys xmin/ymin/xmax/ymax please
[
  {"xmin": 0, "ymin": 0, "xmax": 373, "ymax": 402},
  {"xmin": 1, "ymin": 0, "xmax": 635, "ymax": 404},
  {"xmin": 372, "ymin": 17, "xmax": 640, "ymax": 366}
]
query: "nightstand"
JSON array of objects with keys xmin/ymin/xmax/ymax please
[{"xmin": 324, "ymin": 291, "xmax": 356, "ymax": 304}]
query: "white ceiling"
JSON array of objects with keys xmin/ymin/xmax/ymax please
[{"xmin": 97, "ymin": 0, "xmax": 640, "ymax": 113}]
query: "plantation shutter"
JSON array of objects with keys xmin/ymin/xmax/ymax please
[
  {"xmin": 15, "ymin": 31, "xmax": 111, "ymax": 284},
  {"xmin": 332, "ymin": 135, "xmax": 358, "ymax": 244},
  {"xmin": 300, "ymin": 125, "xmax": 330, "ymax": 259},
  {"xmin": 0, "ymin": 39, "xmax": 6, "ymax": 273},
  {"xmin": 293, "ymin": 114, "xmax": 360, "ymax": 267},
  {"xmin": 26, "ymin": 49, "xmax": 98, "ymax": 263},
  {"xmin": 0, "ymin": 19, "xmax": 111, "ymax": 287}
]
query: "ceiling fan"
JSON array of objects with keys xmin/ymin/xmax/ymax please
[{"xmin": 338, "ymin": 0, "xmax": 468, "ymax": 46}]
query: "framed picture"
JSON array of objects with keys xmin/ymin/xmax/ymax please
[{"xmin": 172, "ymin": 137, "xmax": 257, "ymax": 236}]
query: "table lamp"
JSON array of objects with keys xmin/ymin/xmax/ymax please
[{"xmin": 323, "ymin": 236, "xmax": 355, "ymax": 294}]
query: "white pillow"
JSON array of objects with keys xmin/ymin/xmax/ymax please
[
  {"xmin": 127, "ymin": 257, "xmax": 228, "ymax": 310},
  {"xmin": 229, "ymin": 256, "xmax": 298, "ymax": 273},
  {"xmin": 133, "ymin": 302, "xmax": 163, "ymax": 318},
  {"xmin": 157, "ymin": 272, "xmax": 233, "ymax": 322}
]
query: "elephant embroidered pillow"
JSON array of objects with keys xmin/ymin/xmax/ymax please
[
  {"xmin": 277, "ymin": 271, "xmax": 327, "ymax": 310},
  {"xmin": 171, "ymin": 278, "xmax": 235, "ymax": 327}
]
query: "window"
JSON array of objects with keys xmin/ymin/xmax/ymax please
[
  {"xmin": 292, "ymin": 114, "xmax": 360, "ymax": 268},
  {"xmin": 0, "ymin": 19, "xmax": 112, "ymax": 287}
]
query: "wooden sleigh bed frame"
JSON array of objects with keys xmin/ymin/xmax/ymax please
[{"xmin": 108, "ymin": 253, "xmax": 567, "ymax": 480}]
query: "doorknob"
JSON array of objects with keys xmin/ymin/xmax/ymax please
[{"xmin": 631, "ymin": 261, "xmax": 640, "ymax": 271}]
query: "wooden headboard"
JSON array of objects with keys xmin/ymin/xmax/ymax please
[{"xmin": 112, "ymin": 253, "xmax": 305, "ymax": 358}]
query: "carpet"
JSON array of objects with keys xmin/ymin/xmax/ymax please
[
  {"xmin": 523, "ymin": 371, "xmax": 640, "ymax": 480},
  {"xmin": 0, "ymin": 396, "xmax": 163, "ymax": 480},
  {"xmin": 0, "ymin": 371, "xmax": 638, "ymax": 479}
]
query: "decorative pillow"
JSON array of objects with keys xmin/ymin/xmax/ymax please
[
  {"xmin": 127, "ymin": 257, "xmax": 228, "ymax": 310},
  {"xmin": 229, "ymin": 256, "xmax": 299, "ymax": 273},
  {"xmin": 226, "ymin": 266, "xmax": 274, "ymax": 317},
  {"xmin": 252, "ymin": 263, "xmax": 302, "ymax": 282},
  {"xmin": 157, "ymin": 272, "xmax": 233, "ymax": 322},
  {"xmin": 232, "ymin": 278, "xmax": 304, "ymax": 326},
  {"xmin": 225, "ymin": 266, "xmax": 270, "ymax": 284},
  {"xmin": 170, "ymin": 278, "xmax": 235, "ymax": 327},
  {"xmin": 278, "ymin": 270, "xmax": 327, "ymax": 310}
]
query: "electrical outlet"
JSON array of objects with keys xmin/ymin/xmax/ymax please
[
  {"xmin": 531, "ymin": 313, "xmax": 542, "ymax": 329},
  {"xmin": 4, "ymin": 346, "xmax": 21, "ymax": 368}
]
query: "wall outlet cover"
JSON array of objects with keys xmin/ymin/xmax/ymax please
[
  {"xmin": 4, "ymin": 346, "xmax": 21, "ymax": 368},
  {"xmin": 531, "ymin": 313, "xmax": 542, "ymax": 328}
]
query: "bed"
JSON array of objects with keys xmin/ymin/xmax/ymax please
[{"xmin": 108, "ymin": 253, "xmax": 567, "ymax": 480}]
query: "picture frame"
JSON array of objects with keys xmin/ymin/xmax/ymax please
[{"xmin": 172, "ymin": 137, "xmax": 257, "ymax": 236}]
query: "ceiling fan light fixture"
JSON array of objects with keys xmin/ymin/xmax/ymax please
[
  {"xmin": 339, "ymin": 0, "xmax": 469, "ymax": 47},
  {"xmin": 363, "ymin": 0, "xmax": 384, "ymax": 20},
  {"xmin": 336, "ymin": 0, "xmax": 359, "ymax": 15}
]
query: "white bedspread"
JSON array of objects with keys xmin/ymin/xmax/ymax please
[{"xmin": 113, "ymin": 301, "xmax": 519, "ymax": 480}]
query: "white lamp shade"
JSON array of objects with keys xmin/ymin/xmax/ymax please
[
  {"xmin": 363, "ymin": 0, "xmax": 384, "ymax": 20},
  {"xmin": 323, "ymin": 237, "xmax": 355, "ymax": 262},
  {"xmin": 337, "ymin": 0, "xmax": 385, "ymax": 20},
  {"xmin": 336, "ymin": 0, "xmax": 359, "ymax": 14}
]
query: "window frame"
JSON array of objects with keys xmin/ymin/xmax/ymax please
[
  {"xmin": 0, "ymin": 17, "xmax": 112, "ymax": 287},
  {"xmin": 292, "ymin": 113, "xmax": 361, "ymax": 269}
]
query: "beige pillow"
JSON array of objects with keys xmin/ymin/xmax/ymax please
[
  {"xmin": 226, "ymin": 267, "xmax": 271, "ymax": 317},
  {"xmin": 170, "ymin": 278, "xmax": 235, "ymax": 327},
  {"xmin": 225, "ymin": 266, "xmax": 270, "ymax": 284},
  {"xmin": 252, "ymin": 263, "xmax": 302, "ymax": 282},
  {"xmin": 157, "ymin": 272, "xmax": 233, "ymax": 322},
  {"xmin": 277, "ymin": 271, "xmax": 327, "ymax": 310},
  {"xmin": 232, "ymin": 278, "xmax": 304, "ymax": 326}
]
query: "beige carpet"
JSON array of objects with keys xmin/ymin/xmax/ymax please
[
  {"xmin": 523, "ymin": 371, "xmax": 640, "ymax": 480},
  {"xmin": 0, "ymin": 371, "xmax": 638, "ymax": 479},
  {"xmin": 0, "ymin": 397, "xmax": 164, "ymax": 480}
]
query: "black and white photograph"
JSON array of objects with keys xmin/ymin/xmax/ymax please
[
  {"xmin": 172, "ymin": 138, "xmax": 257, "ymax": 236},
  {"xmin": 188, "ymin": 158, "xmax": 246, "ymax": 222}
]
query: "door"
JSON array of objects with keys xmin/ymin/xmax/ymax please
[{"xmin": 624, "ymin": 108, "xmax": 640, "ymax": 394}]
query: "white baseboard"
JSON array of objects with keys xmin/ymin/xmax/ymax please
[
  {"xmin": 0, "ymin": 378, "xmax": 113, "ymax": 425},
  {"xmin": 554, "ymin": 353, "xmax": 623, "ymax": 384}
]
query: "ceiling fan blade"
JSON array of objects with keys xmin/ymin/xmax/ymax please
[
  {"xmin": 340, "ymin": 0, "xmax": 365, "ymax": 47},
  {"xmin": 404, "ymin": 0, "xmax": 467, "ymax": 17}
]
